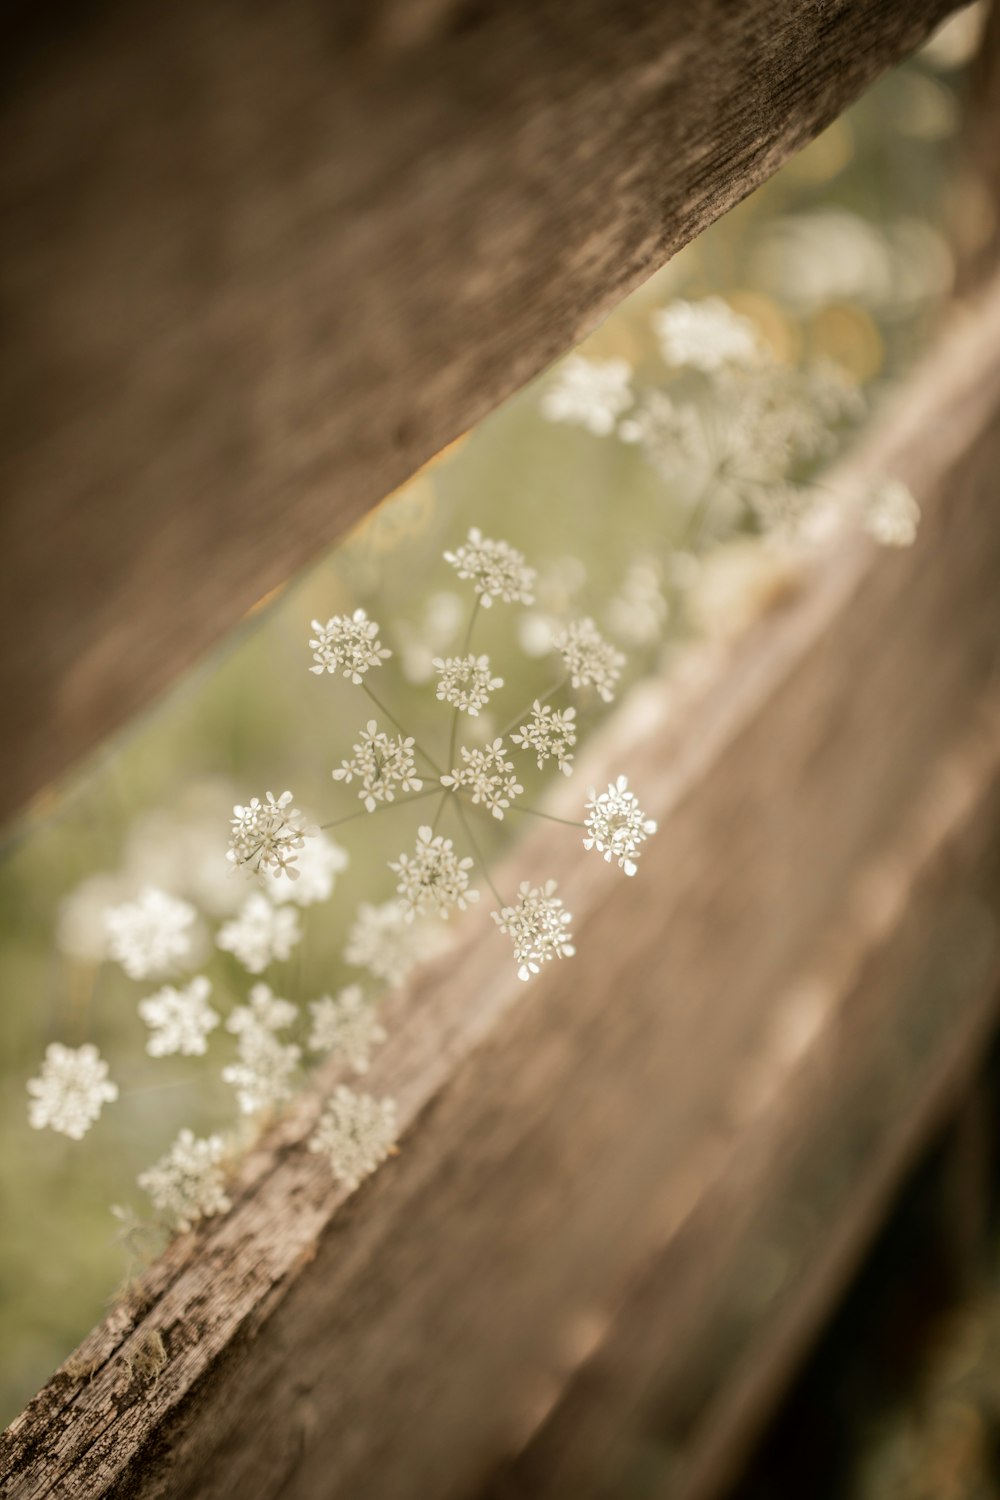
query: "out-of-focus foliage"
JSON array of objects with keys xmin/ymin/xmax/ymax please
[{"xmin": 0, "ymin": 16, "xmax": 980, "ymax": 1427}]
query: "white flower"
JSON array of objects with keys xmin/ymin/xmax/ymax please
[
  {"xmin": 492, "ymin": 880, "xmax": 576, "ymax": 982},
  {"xmin": 27, "ymin": 1043, "xmax": 118, "ymax": 1139},
  {"xmin": 138, "ymin": 1129, "xmax": 231, "ymax": 1232},
  {"xmin": 105, "ymin": 887, "xmax": 197, "ymax": 980},
  {"xmin": 555, "ymin": 618, "xmax": 625, "ymax": 703},
  {"xmin": 227, "ymin": 981, "xmax": 299, "ymax": 1036},
  {"xmin": 217, "ymin": 894, "xmax": 301, "ymax": 974},
  {"xmin": 309, "ymin": 1086, "xmax": 398, "ymax": 1190},
  {"xmin": 863, "ymin": 477, "xmax": 920, "ymax": 547},
  {"xmin": 262, "ymin": 831, "xmax": 348, "ymax": 906},
  {"xmin": 654, "ymin": 297, "xmax": 762, "ymax": 371},
  {"xmin": 617, "ymin": 391, "xmax": 699, "ymax": 466},
  {"xmin": 390, "ymin": 826, "xmax": 479, "ymax": 920},
  {"xmin": 540, "ymin": 355, "xmax": 632, "ymax": 436},
  {"xmin": 605, "ymin": 559, "xmax": 668, "ymax": 648},
  {"xmin": 583, "ymin": 775, "xmax": 657, "ymax": 876},
  {"xmin": 223, "ymin": 984, "xmax": 301, "ymax": 1115},
  {"xmin": 343, "ymin": 900, "xmax": 445, "ymax": 988},
  {"xmin": 443, "ymin": 528, "xmax": 535, "ymax": 608},
  {"xmin": 441, "ymin": 739, "xmax": 523, "ymax": 819},
  {"xmin": 138, "ymin": 975, "xmax": 220, "ymax": 1057},
  {"xmin": 227, "ymin": 790, "xmax": 312, "ymax": 882},
  {"xmin": 510, "ymin": 702, "xmax": 577, "ymax": 775},
  {"xmin": 332, "ymin": 720, "xmax": 423, "ymax": 811},
  {"xmin": 433, "ymin": 654, "xmax": 503, "ymax": 716},
  {"xmin": 308, "ymin": 987, "xmax": 387, "ymax": 1073},
  {"xmin": 309, "ymin": 608, "xmax": 391, "ymax": 683}
]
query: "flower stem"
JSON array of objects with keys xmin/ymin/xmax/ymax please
[
  {"xmin": 362, "ymin": 683, "xmax": 444, "ymax": 776},
  {"xmin": 504, "ymin": 804, "xmax": 585, "ymax": 829},
  {"xmin": 320, "ymin": 785, "xmax": 440, "ymax": 830},
  {"xmin": 452, "ymin": 795, "xmax": 506, "ymax": 908}
]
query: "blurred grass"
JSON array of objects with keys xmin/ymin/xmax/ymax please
[{"xmin": 0, "ymin": 24, "xmax": 980, "ymax": 1426}]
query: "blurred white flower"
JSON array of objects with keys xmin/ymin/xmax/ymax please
[
  {"xmin": 138, "ymin": 1129, "xmax": 231, "ymax": 1232},
  {"xmin": 444, "ymin": 528, "xmax": 535, "ymax": 608},
  {"xmin": 309, "ymin": 1086, "xmax": 398, "ymax": 1190},
  {"xmin": 605, "ymin": 559, "xmax": 668, "ymax": 647},
  {"xmin": 217, "ymin": 894, "xmax": 301, "ymax": 974},
  {"xmin": 261, "ymin": 831, "xmax": 348, "ymax": 907},
  {"xmin": 57, "ymin": 873, "xmax": 130, "ymax": 962},
  {"xmin": 138, "ymin": 976, "xmax": 220, "ymax": 1058},
  {"xmin": 309, "ymin": 608, "xmax": 391, "ymax": 683},
  {"xmin": 556, "ymin": 618, "xmax": 625, "ymax": 703},
  {"xmin": 27, "ymin": 1043, "xmax": 118, "ymax": 1139},
  {"xmin": 308, "ymin": 987, "xmax": 387, "ymax": 1073},
  {"xmin": 583, "ymin": 776, "xmax": 657, "ymax": 877},
  {"xmin": 343, "ymin": 900, "xmax": 446, "ymax": 988},
  {"xmin": 223, "ymin": 983, "xmax": 301, "ymax": 1115},
  {"xmin": 654, "ymin": 298, "xmax": 762, "ymax": 371},
  {"xmin": 105, "ymin": 887, "xmax": 196, "ymax": 980},
  {"xmin": 541, "ymin": 355, "xmax": 632, "ymax": 436},
  {"xmin": 864, "ymin": 477, "xmax": 920, "ymax": 548},
  {"xmin": 492, "ymin": 880, "xmax": 575, "ymax": 982}
]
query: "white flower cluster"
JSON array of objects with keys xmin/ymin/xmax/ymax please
[
  {"xmin": 584, "ymin": 775, "xmax": 658, "ymax": 877},
  {"xmin": 261, "ymin": 831, "xmax": 348, "ymax": 906},
  {"xmin": 105, "ymin": 887, "xmax": 196, "ymax": 980},
  {"xmin": 223, "ymin": 984, "xmax": 301, "ymax": 1115},
  {"xmin": 333, "ymin": 720, "xmax": 423, "ymax": 811},
  {"xmin": 541, "ymin": 355, "xmax": 632, "ymax": 435},
  {"xmin": 139, "ymin": 975, "xmax": 219, "ymax": 1057},
  {"xmin": 444, "ymin": 527, "xmax": 536, "ymax": 608},
  {"xmin": 492, "ymin": 880, "xmax": 575, "ymax": 982},
  {"xmin": 433, "ymin": 653, "xmax": 503, "ymax": 716},
  {"xmin": 511, "ymin": 701, "xmax": 577, "ymax": 775},
  {"xmin": 390, "ymin": 826, "xmax": 479, "ymax": 920},
  {"xmin": 217, "ymin": 894, "xmax": 300, "ymax": 974},
  {"xmin": 228, "ymin": 790, "xmax": 312, "ymax": 882},
  {"xmin": 27, "ymin": 1043, "xmax": 118, "ymax": 1140},
  {"xmin": 605, "ymin": 559, "xmax": 667, "ymax": 648},
  {"xmin": 138, "ymin": 1129, "xmax": 231, "ymax": 1232},
  {"xmin": 863, "ymin": 477, "xmax": 920, "ymax": 548},
  {"xmin": 441, "ymin": 739, "xmax": 523, "ymax": 819},
  {"xmin": 308, "ymin": 987, "xmax": 387, "ymax": 1074},
  {"xmin": 555, "ymin": 618, "xmax": 625, "ymax": 702},
  {"xmin": 344, "ymin": 900, "xmax": 445, "ymax": 988},
  {"xmin": 653, "ymin": 297, "xmax": 762, "ymax": 372},
  {"xmin": 309, "ymin": 608, "xmax": 391, "ymax": 684},
  {"xmin": 309, "ymin": 1086, "xmax": 398, "ymax": 1191}
]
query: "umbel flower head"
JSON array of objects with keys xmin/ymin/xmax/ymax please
[
  {"xmin": 492, "ymin": 880, "xmax": 575, "ymax": 982},
  {"xmin": 262, "ymin": 831, "xmax": 348, "ymax": 907},
  {"xmin": 332, "ymin": 720, "xmax": 423, "ymax": 812},
  {"xmin": 223, "ymin": 984, "xmax": 301, "ymax": 1115},
  {"xmin": 540, "ymin": 355, "xmax": 633, "ymax": 435},
  {"xmin": 309, "ymin": 1086, "xmax": 398, "ymax": 1190},
  {"xmin": 653, "ymin": 297, "xmax": 762, "ymax": 372},
  {"xmin": 139, "ymin": 975, "xmax": 220, "ymax": 1057},
  {"xmin": 138, "ymin": 1129, "xmax": 231, "ymax": 1232},
  {"xmin": 308, "ymin": 986, "xmax": 387, "ymax": 1074},
  {"xmin": 343, "ymin": 900, "xmax": 445, "ymax": 988},
  {"xmin": 309, "ymin": 608, "xmax": 391, "ymax": 684},
  {"xmin": 27, "ymin": 1043, "xmax": 118, "ymax": 1139},
  {"xmin": 227, "ymin": 790, "xmax": 312, "ymax": 881},
  {"xmin": 584, "ymin": 775, "xmax": 657, "ymax": 877},
  {"xmin": 441, "ymin": 738, "xmax": 523, "ymax": 820},
  {"xmin": 444, "ymin": 528, "xmax": 536, "ymax": 608},
  {"xmin": 555, "ymin": 618, "xmax": 625, "ymax": 703},
  {"xmin": 390, "ymin": 826, "xmax": 479, "ymax": 920},
  {"xmin": 216, "ymin": 893, "xmax": 301, "ymax": 974},
  {"xmin": 433, "ymin": 653, "xmax": 503, "ymax": 716},
  {"xmin": 511, "ymin": 701, "xmax": 577, "ymax": 775},
  {"xmin": 104, "ymin": 886, "xmax": 197, "ymax": 981}
]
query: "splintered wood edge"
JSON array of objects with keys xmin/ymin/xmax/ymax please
[
  {"xmin": 3, "ymin": 277, "xmax": 1000, "ymax": 1498},
  {"xmin": 0, "ymin": 0, "xmax": 963, "ymax": 823}
]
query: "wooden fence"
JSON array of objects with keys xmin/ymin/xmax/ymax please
[{"xmin": 3, "ymin": 2, "xmax": 1000, "ymax": 1497}]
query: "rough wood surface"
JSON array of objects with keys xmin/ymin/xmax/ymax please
[
  {"xmin": 0, "ymin": 0, "xmax": 962, "ymax": 827},
  {"xmin": 3, "ymin": 271, "xmax": 1000, "ymax": 1500}
]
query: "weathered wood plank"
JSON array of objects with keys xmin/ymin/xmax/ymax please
[
  {"xmin": 3, "ymin": 267, "xmax": 1000, "ymax": 1500},
  {"xmin": 0, "ymin": 0, "xmax": 962, "ymax": 825}
]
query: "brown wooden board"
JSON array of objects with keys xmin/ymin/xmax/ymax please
[
  {"xmin": 3, "ymin": 265, "xmax": 1000, "ymax": 1500},
  {"xmin": 0, "ymin": 0, "xmax": 963, "ymax": 826}
]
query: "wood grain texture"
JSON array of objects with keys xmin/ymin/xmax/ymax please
[
  {"xmin": 0, "ymin": 0, "xmax": 962, "ymax": 826},
  {"xmin": 3, "ymin": 271, "xmax": 1000, "ymax": 1500}
]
